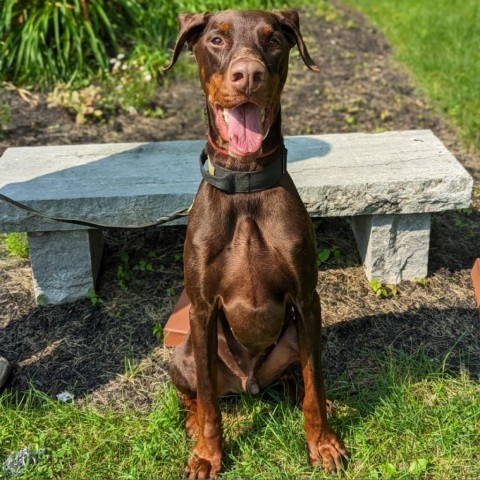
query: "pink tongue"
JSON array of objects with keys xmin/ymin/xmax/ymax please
[{"xmin": 227, "ymin": 103, "xmax": 263, "ymax": 154}]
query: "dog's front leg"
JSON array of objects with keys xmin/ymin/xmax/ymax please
[
  {"xmin": 296, "ymin": 292, "xmax": 347, "ymax": 473},
  {"xmin": 186, "ymin": 302, "xmax": 222, "ymax": 479}
]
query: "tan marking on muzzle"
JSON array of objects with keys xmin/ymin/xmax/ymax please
[{"xmin": 206, "ymin": 72, "xmax": 226, "ymax": 105}]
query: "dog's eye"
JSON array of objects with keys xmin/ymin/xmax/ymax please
[
  {"xmin": 268, "ymin": 36, "xmax": 281, "ymax": 47},
  {"xmin": 211, "ymin": 36, "xmax": 224, "ymax": 46}
]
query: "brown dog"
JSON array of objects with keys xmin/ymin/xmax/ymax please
[{"xmin": 164, "ymin": 10, "xmax": 347, "ymax": 478}]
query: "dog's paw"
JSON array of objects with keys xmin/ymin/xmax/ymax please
[
  {"xmin": 186, "ymin": 450, "xmax": 221, "ymax": 479},
  {"xmin": 310, "ymin": 432, "xmax": 348, "ymax": 473}
]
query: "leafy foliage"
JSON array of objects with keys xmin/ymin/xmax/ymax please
[
  {"xmin": 2, "ymin": 232, "xmax": 29, "ymax": 259},
  {"xmin": 368, "ymin": 277, "xmax": 397, "ymax": 298},
  {"xmin": 0, "ymin": 98, "xmax": 12, "ymax": 128},
  {"xmin": 317, "ymin": 245, "xmax": 341, "ymax": 266},
  {"xmin": 0, "ymin": 0, "xmax": 143, "ymax": 88},
  {"xmin": 47, "ymin": 83, "xmax": 103, "ymax": 124},
  {"xmin": 0, "ymin": 0, "xmax": 281, "ymax": 89}
]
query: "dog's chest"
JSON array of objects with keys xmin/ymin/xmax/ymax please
[
  {"xmin": 211, "ymin": 216, "xmax": 296, "ymax": 350},
  {"xmin": 221, "ymin": 215, "xmax": 297, "ymax": 290}
]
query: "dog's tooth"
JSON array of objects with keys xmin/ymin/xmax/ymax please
[{"xmin": 223, "ymin": 108, "xmax": 229, "ymax": 124}]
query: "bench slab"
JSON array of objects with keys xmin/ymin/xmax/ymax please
[
  {"xmin": 0, "ymin": 130, "xmax": 473, "ymax": 304},
  {"xmin": 0, "ymin": 130, "xmax": 471, "ymax": 230}
]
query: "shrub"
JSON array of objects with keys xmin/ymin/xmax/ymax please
[
  {"xmin": 0, "ymin": 0, "xmax": 143, "ymax": 88},
  {"xmin": 0, "ymin": 0, "xmax": 281, "ymax": 90}
]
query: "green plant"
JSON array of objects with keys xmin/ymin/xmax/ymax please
[
  {"xmin": 134, "ymin": 260, "xmax": 154, "ymax": 273},
  {"xmin": 123, "ymin": 355, "xmax": 143, "ymax": 380},
  {"xmin": 36, "ymin": 294, "xmax": 46, "ymax": 306},
  {"xmin": 317, "ymin": 245, "xmax": 341, "ymax": 266},
  {"xmin": 312, "ymin": 219, "xmax": 322, "ymax": 230},
  {"xmin": 0, "ymin": 0, "xmax": 143, "ymax": 88},
  {"xmin": 0, "ymin": 0, "xmax": 284, "ymax": 90},
  {"xmin": 87, "ymin": 288, "xmax": 102, "ymax": 306},
  {"xmin": 116, "ymin": 251, "xmax": 155, "ymax": 290},
  {"xmin": 152, "ymin": 323, "xmax": 163, "ymax": 342},
  {"xmin": 0, "ymin": 96, "xmax": 12, "ymax": 136},
  {"xmin": 116, "ymin": 251, "xmax": 131, "ymax": 290},
  {"xmin": 412, "ymin": 276, "xmax": 427, "ymax": 286},
  {"xmin": 368, "ymin": 277, "xmax": 397, "ymax": 298},
  {"xmin": 3, "ymin": 232, "xmax": 29, "ymax": 258},
  {"xmin": 47, "ymin": 83, "xmax": 102, "ymax": 124},
  {"xmin": 453, "ymin": 207, "xmax": 473, "ymax": 228},
  {"xmin": 101, "ymin": 53, "xmax": 160, "ymax": 114}
]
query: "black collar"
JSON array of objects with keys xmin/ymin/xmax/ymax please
[{"xmin": 199, "ymin": 146, "xmax": 287, "ymax": 194}]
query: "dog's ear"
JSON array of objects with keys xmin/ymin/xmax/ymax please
[
  {"xmin": 272, "ymin": 10, "xmax": 319, "ymax": 72},
  {"xmin": 163, "ymin": 13, "xmax": 211, "ymax": 71}
]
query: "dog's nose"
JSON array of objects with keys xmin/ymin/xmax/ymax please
[{"xmin": 230, "ymin": 59, "xmax": 265, "ymax": 93}]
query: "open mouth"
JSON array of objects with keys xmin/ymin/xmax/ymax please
[{"xmin": 214, "ymin": 102, "xmax": 268, "ymax": 157}]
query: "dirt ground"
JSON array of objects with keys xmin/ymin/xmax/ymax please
[{"xmin": 1, "ymin": 4, "xmax": 479, "ymax": 409}]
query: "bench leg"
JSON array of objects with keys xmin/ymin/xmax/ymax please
[
  {"xmin": 27, "ymin": 229, "xmax": 104, "ymax": 305},
  {"xmin": 351, "ymin": 213, "xmax": 431, "ymax": 284}
]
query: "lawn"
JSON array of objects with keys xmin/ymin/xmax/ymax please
[
  {"xmin": 2, "ymin": 351, "xmax": 479, "ymax": 479},
  {"xmin": 343, "ymin": 0, "xmax": 480, "ymax": 149}
]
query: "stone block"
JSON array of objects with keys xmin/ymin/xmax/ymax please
[
  {"xmin": 351, "ymin": 213, "xmax": 431, "ymax": 283},
  {"xmin": 28, "ymin": 229, "xmax": 104, "ymax": 304}
]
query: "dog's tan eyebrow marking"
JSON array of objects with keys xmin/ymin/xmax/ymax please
[
  {"xmin": 262, "ymin": 24, "xmax": 274, "ymax": 36},
  {"xmin": 219, "ymin": 21, "xmax": 231, "ymax": 33}
]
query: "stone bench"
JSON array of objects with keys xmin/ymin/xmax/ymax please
[{"xmin": 0, "ymin": 130, "xmax": 473, "ymax": 305}]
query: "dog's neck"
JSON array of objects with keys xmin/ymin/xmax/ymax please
[{"xmin": 199, "ymin": 145, "xmax": 286, "ymax": 194}]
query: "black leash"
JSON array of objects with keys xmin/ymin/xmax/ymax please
[
  {"xmin": 0, "ymin": 144, "xmax": 288, "ymax": 229},
  {"xmin": 0, "ymin": 192, "xmax": 191, "ymax": 230}
]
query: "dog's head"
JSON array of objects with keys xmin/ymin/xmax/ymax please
[{"xmin": 165, "ymin": 10, "xmax": 318, "ymax": 161}]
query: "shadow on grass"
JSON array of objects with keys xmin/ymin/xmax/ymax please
[
  {"xmin": 323, "ymin": 305, "xmax": 480, "ymax": 386},
  {"xmin": 2, "ymin": 298, "xmax": 478, "ymax": 477}
]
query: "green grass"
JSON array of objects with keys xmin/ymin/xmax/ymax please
[
  {"xmin": 1, "ymin": 350, "xmax": 479, "ymax": 478},
  {"xmin": 343, "ymin": 0, "xmax": 480, "ymax": 149},
  {"xmin": 0, "ymin": 386, "xmax": 189, "ymax": 479}
]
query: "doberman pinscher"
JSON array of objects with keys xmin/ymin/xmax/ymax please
[{"xmin": 164, "ymin": 10, "xmax": 347, "ymax": 478}]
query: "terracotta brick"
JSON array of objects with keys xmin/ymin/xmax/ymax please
[{"xmin": 164, "ymin": 289, "xmax": 191, "ymax": 346}]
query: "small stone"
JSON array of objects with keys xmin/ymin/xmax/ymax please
[{"xmin": 0, "ymin": 356, "xmax": 11, "ymax": 389}]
